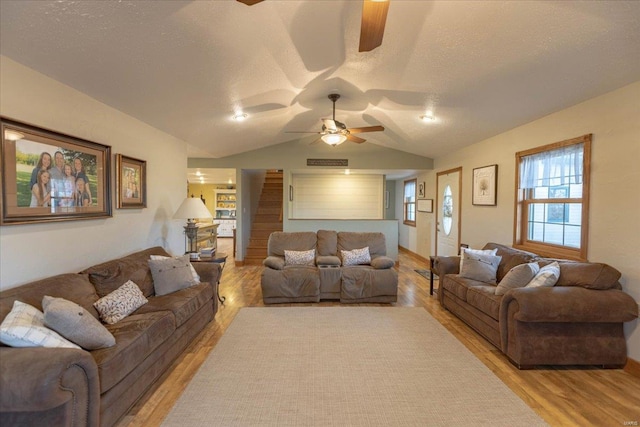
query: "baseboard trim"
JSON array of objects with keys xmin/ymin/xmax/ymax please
[
  {"xmin": 624, "ymin": 357, "xmax": 640, "ymax": 378},
  {"xmin": 398, "ymin": 245, "xmax": 430, "ymax": 265},
  {"xmin": 234, "ymin": 260, "xmax": 244, "ymax": 267}
]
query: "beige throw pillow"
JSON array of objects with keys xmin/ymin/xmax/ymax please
[
  {"xmin": 459, "ymin": 249, "xmax": 502, "ymax": 284},
  {"xmin": 459, "ymin": 247, "xmax": 498, "ymax": 271},
  {"xmin": 43, "ymin": 296, "xmax": 115, "ymax": 350},
  {"xmin": 150, "ymin": 254, "xmax": 200, "ymax": 283},
  {"xmin": 93, "ymin": 280, "xmax": 148, "ymax": 324},
  {"xmin": 0, "ymin": 300, "xmax": 80, "ymax": 349},
  {"xmin": 149, "ymin": 254, "xmax": 199, "ymax": 296},
  {"xmin": 284, "ymin": 249, "xmax": 316, "ymax": 266},
  {"xmin": 495, "ymin": 262, "xmax": 540, "ymax": 296},
  {"xmin": 526, "ymin": 261, "xmax": 561, "ymax": 288}
]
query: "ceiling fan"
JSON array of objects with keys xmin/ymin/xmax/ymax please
[
  {"xmin": 236, "ymin": 0, "xmax": 390, "ymax": 52},
  {"xmin": 286, "ymin": 94, "xmax": 385, "ymax": 146}
]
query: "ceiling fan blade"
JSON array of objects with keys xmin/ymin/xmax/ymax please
[
  {"xmin": 347, "ymin": 134, "xmax": 367, "ymax": 144},
  {"xmin": 348, "ymin": 125, "xmax": 385, "ymax": 134},
  {"xmin": 322, "ymin": 118, "xmax": 338, "ymax": 131},
  {"xmin": 359, "ymin": 0, "xmax": 390, "ymax": 52},
  {"xmin": 236, "ymin": 0, "xmax": 264, "ymax": 5}
]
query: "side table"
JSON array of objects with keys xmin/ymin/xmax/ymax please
[
  {"xmin": 192, "ymin": 252, "xmax": 228, "ymax": 305},
  {"xmin": 429, "ymin": 256, "xmax": 437, "ymax": 296}
]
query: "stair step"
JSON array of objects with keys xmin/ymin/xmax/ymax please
[
  {"xmin": 258, "ymin": 201, "xmax": 282, "ymax": 208},
  {"xmin": 260, "ymin": 193, "xmax": 283, "ymax": 201},
  {"xmin": 256, "ymin": 207, "xmax": 281, "ymax": 215},
  {"xmin": 246, "ymin": 247, "xmax": 267, "ymax": 257},
  {"xmin": 249, "ymin": 239, "xmax": 268, "ymax": 247},
  {"xmin": 254, "ymin": 223, "xmax": 283, "ymax": 230},
  {"xmin": 254, "ymin": 214, "xmax": 281, "ymax": 222},
  {"xmin": 251, "ymin": 230, "xmax": 278, "ymax": 239}
]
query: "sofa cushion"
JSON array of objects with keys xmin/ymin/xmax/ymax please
[
  {"xmin": 371, "ymin": 256, "xmax": 395, "ymax": 269},
  {"xmin": 459, "ymin": 249, "xmax": 502, "ymax": 284},
  {"xmin": 148, "ymin": 255, "xmax": 198, "ymax": 296},
  {"xmin": 42, "ymin": 296, "xmax": 115, "ymax": 350},
  {"xmin": 341, "ymin": 247, "xmax": 371, "ymax": 266},
  {"xmin": 466, "ymin": 286, "xmax": 501, "ymax": 321},
  {"xmin": 261, "ymin": 267, "xmax": 320, "ymax": 300},
  {"xmin": 267, "ymin": 232, "xmax": 317, "ymax": 257},
  {"xmin": 483, "ymin": 243, "xmax": 539, "ymax": 282},
  {"xmin": 340, "ymin": 266, "xmax": 397, "ymax": 301},
  {"xmin": 442, "ymin": 275, "xmax": 487, "ymax": 302},
  {"xmin": 552, "ymin": 261, "xmax": 622, "ymax": 290},
  {"xmin": 0, "ymin": 300, "xmax": 80, "ymax": 349},
  {"xmin": 83, "ymin": 247, "xmax": 171, "ymax": 298},
  {"xmin": 135, "ymin": 282, "xmax": 213, "ymax": 328},
  {"xmin": 93, "ymin": 310, "xmax": 176, "ymax": 393},
  {"xmin": 284, "ymin": 249, "xmax": 315, "ymax": 266},
  {"xmin": 526, "ymin": 261, "xmax": 560, "ymax": 288},
  {"xmin": 316, "ymin": 255, "xmax": 341, "ymax": 266},
  {"xmin": 317, "ymin": 229, "xmax": 338, "ymax": 256},
  {"xmin": 495, "ymin": 262, "xmax": 540, "ymax": 296},
  {"xmin": 93, "ymin": 280, "xmax": 149, "ymax": 325},
  {"xmin": 0, "ymin": 273, "xmax": 101, "ymax": 323},
  {"xmin": 338, "ymin": 232, "xmax": 387, "ymax": 258},
  {"xmin": 263, "ymin": 256, "xmax": 285, "ymax": 270}
]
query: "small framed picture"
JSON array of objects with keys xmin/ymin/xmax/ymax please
[
  {"xmin": 472, "ymin": 164, "xmax": 497, "ymax": 206},
  {"xmin": 418, "ymin": 181, "xmax": 426, "ymax": 198},
  {"xmin": 116, "ymin": 154, "xmax": 146, "ymax": 209},
  {"xmin": 417, "ymin": 199, "xmax": 433, "ymax": 213}
]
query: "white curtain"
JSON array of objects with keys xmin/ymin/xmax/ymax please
[{"xmin": 519, "ymin": 143, "xmax": 583, "ymax": 189}]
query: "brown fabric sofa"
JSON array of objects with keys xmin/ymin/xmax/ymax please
[
  {"xmin": 0, "ymin": 247, "xmax": 221, "ymax": 427},
  {"xmin": 434, "ymin": 243, "xmax": 638, "ymax": 368},
  {"xmin": 261, "ymin": 230, "xmax": 398, "ymax": 304}
]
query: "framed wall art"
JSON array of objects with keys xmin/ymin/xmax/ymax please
[
  {"xmin": 472, "ymin": 164, "xmax": 498, "ymax": 206},
  {"xmin": 116, "ymin": 154, "xmax": 147, "ymax": 209},
  {"xmin": 417, "ymin": 199, "xmax": 433, "ymax": 213},
  {"xmin": 1, "ymin": 117, "xmax": 112, "ymax": 225}
]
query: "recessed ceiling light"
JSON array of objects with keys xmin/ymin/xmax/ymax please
[
  {"xmin": 232, "ymin": 113, "xmax": 248, "ymax": 122},
  {"xmin": 420, "ymin": 114, "xmax": 436, "ymax": 123},
  {"xmin": 345, "ymin": 169, "xmax": 350, "ymax": 175},
  {"xmin": 195, "ymin": 171, "xmax": 201, "ymax": 176}
]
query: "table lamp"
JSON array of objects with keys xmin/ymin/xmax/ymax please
[{"xmin": 173, "ymin": 197, "xmax": 213, "ymax": 257}]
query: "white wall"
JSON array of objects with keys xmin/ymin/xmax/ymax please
[
  {"xmin": 404, "ymin": 81, "xmax": 639, "ymax": 360},
  {"xmin": 0, "ymin": 56, "xmax": 187, "ymax": 290}
]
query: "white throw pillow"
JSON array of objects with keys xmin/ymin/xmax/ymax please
[
  {"xmin": 150, "ymin": 254, "xmax": 200, "ymax": 283},
  {"xmin": 525, "ymin": 261, "xmax": 560, "ymax": 288},
  {"xmin": 341, "ymin": 247, "xmax": 372, "ymax": 266},
  {"xmin": 495, "ymin": 262, "xmax": 540, "ymax": 296},
  {"xmin": 459, "ymin": 249, "xmax": 502, "ymax": 284},
  {"xmin": 0, "ymin": 300, "xmax": 80, "ymax": 349},
  {"xmin": 460, "ymin": 247, "xmax": 498, "ymax": 271},
  {"xmin": 93, "ymin": 280, "xmax": 148, "ymax": 324},
  {"xmin": 284, "ymin": 249, "xmax": 316, "ymax": 266},
  {"xmin": 149, "ymin": 254, "xmax": 199, "ymax": 296}
]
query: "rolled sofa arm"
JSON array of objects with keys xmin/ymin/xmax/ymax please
[
  {"xmin": 192, "ymin": 261, "xmax": 222, "ymax": 283},
  {"xmin": 432, "ymin": 256, "xmax": 460, "ymax": 276},
  {"xmin": 501, "ymin": 286, "xmax": 639, "ymax": 324},
  {"xmin": 0, "ymin": 347, "xmax": 100, "ymax": 427}
]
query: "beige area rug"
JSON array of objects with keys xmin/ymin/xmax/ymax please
[{"xmin": 162, "ymin": 307, "xmax": 547, "ymax": 426}]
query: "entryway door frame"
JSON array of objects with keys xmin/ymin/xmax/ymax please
[{"xmin": 435, "ymin": 167, "xmax": 462, "ymax": 256}]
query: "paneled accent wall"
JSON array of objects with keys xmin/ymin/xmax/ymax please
[{"xmin": 291, "ymin": 174, "xmax": 384, "ymax": 219}]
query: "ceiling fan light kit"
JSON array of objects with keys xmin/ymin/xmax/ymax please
[
  {"xmin": 321, "ymin": 133, "xmax": 347, "ymax": 146},
  {"xmin": 232, "ymin": 113, "xmax": 248, "ymax": 122}
]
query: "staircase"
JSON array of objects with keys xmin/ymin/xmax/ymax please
[{"xmin": 243, "ymin": 170, "xmax": 283, "ymax": 265}]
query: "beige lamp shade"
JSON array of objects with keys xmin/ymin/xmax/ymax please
[{"xmin": 173, "ymin": 197, "xmax": 213, "ymax": 221}]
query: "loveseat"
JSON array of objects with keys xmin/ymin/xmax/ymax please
[
  {"xmin": 261, "ymin": 230, "xmax": 398, "ymax": 304},
  {"xmin": 434, "ymin": 243, "xmax": 638, "ymax": 368},
  {"xmin": 0, "ymin": 246, "xmax": 221, "ymax": 427}
]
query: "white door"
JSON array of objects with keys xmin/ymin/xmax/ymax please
[{"xmin": 436, "ymin": 168, "xmax": 462, "ymax": 256}]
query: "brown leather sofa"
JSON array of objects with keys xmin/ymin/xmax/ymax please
[
  {"xmin": 434, "ymin": 243, "xmax": 638, "ymax": 368},
  {"xmin": 0, "ymin": 247, "xmax": 221, "ymax": 427},
  {"xmin": 261, "ymin": 230, "xmax": 398, "ymax": 304}
]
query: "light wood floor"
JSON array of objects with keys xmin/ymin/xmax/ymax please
[{"xmin": 117, "ymin": 239, "xmax": 640, "ymax": 427}]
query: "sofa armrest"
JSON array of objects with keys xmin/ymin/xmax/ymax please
[
  {"xmin": 263, "ymin": 256, "xmax": 285, "ymax": 270},
  {"xmin": 433, "ymin": 256, "xmax": 460, "ymax": 276},
  {"xmin": 317, "ymin": 255, "xmax": 341, "ymax": 266},
  {"xmin": 501, "ymin": 287, "xmax": 638, "ymax": 324},
  {"xmin": 192, "ymin": 261, "xmax": 222, "ymax": 284},
  {"xmin": 0, "ymin": 347, "xmax": 100, "ymax": 426},
  {"xmin": 371, "ymin": 256, "xmax": 395, "ymax": 269}
]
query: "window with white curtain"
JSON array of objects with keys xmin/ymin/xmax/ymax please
[
  {"xmin": 403, "ymin": 179, "xmax": 416, "ymax": 226},
  {"xmin": 514, "ymin": 134, "xmax": 591, "ymax": 260}
]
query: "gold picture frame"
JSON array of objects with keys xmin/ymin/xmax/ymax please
[{"xmin": 115, "ymin": 154, "xmax": 147, "ymax": 209}]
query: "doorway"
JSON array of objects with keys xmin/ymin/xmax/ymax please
[{"xmin": 436, "ymin": 167, "xmax": 462, "ymax": 256}]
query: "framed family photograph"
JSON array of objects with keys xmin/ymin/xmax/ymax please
[
  {"xmin": 472, "ymin": 164, "xmax": 498, "ymax": 206},
  {"xmin": 116, "ymin": 154, "xmax": 147, "ymax": 209},
  {"xmin": 1, "ymin": 117, "xmax": 111, "ymax": 225},
  {"xmin": 418, "ymin": 181, "xmax": 426, "ymax": 199}
]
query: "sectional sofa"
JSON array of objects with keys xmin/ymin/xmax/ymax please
[
  {"xmin": 261, "ymin": 230, "xmax": 398, "ymax": 304},
  {"xmin": 434, "ymin": 243, "xmax": 638, "ymax": 368},
  {"xmin": 0, "ymin": 247, "xmax": 221, "ymax": 427}
]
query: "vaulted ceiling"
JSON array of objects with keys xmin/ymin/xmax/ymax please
[{"xmin": 1, "ymin": 1, "xmax": 639, "ymax": 160}]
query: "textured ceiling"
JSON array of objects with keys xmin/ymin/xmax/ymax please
[{"xmin": 1, "ymin": 0, "xmax": 639, "ymax": 160}]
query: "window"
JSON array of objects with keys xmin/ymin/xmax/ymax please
[
  {"xmin": 403, "ymin": 179, "xmax": 416, "ymax": 226},
  {"xmin": 514, "ymin": 134, "xmax": 591, "ymax": 260}
]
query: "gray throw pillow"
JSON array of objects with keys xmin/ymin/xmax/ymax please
[
  {"xmin": 495, "ymin": 262, "xmax": 540, "ymax": 296},
  {"xmin": 148, "ymin": 254, "xmax": 198, "ymax": 296},
  {"xmin": 43, "ymin": 296, "xmax": 116, "ymax": 350},
  {"xmin": 459, "ymin": 249, "xmax": 502, "ymax": 284}
]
